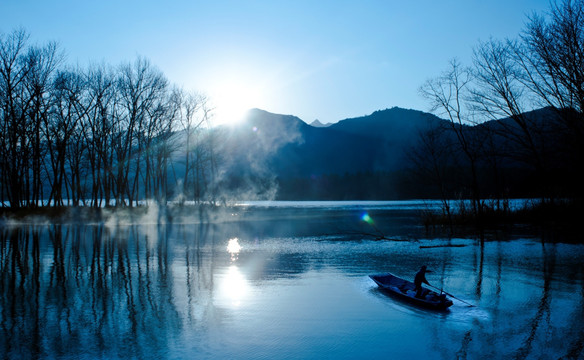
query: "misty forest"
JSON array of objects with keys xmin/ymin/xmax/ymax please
[{"xmin": 0, "ymin": 1, "xmax": 583, "ymax": 222}]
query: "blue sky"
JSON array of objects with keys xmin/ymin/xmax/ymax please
[{"xmin": 1, "ymin": 0, "xmax": 551, "ymax": 124}]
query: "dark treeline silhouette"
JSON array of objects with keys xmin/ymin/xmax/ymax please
[
  {"xmin": 277, "ymin": 171, "xmax": 416, "ymax": 200},
  {"xmin": 0, "ymin": 29, "xmax": 218, "ymax": 209},
  {"xmin": 416, "ymin": 0, "xmax": 584, "ymax": 224}
]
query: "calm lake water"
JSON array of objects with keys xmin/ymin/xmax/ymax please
[{"xmin": 1, "ymin": 201, "xmax": 583, "ymax": 359}]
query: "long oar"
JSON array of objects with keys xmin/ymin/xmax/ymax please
[{"xmin": 428, "ymin": 284, "xmax": 475, "ymax": 307}]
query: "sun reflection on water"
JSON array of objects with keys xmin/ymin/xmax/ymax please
[
  {"xmin": 227, "ymin": 237, "xmax": 242, "ymax": 262},
  {"xmin": 217, "ymin": 238, "xmax": 250, "ymax": 307},
  {"xmin": 227, "ymin": 237, "xmax": 242, "ymax": 254},
  {"xmin": 220, "ymin": 265, "xmax": 250, "ymax": 307}
]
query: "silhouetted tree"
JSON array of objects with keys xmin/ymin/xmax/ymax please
[
  {"xmin": 472, "ymin": 39, "xmax": 561, "ymax": 202},
  {"xmin": 24, "ymin": 41, "xmax": 63, "ymax": 206},
  {"xmin": 0, "ymin": 29, "xmax": 63, "ymax": 208},
  {"xmin": 0, "ymin": 29, "xmax": 31, "ymax": 208},
  {"xmin": 518, "ymin": 0, "xmax": 584, "ymax": 199},
  {"xmin": 420, "ymin": 59, "xmax": 487, "ymax": 222},
  {"xmin": 80, "ymin": 63, "xmax": 116, "ymax": 207},
  {"xmin": 1, "ymin": 27, "xmax": 226, "ymax": 209},
  {"xmin": 176, "ymin": 90, "xmax": 208, "ymax": 202},
  {"xmin": 46, "ymin": 69, "xmax": 85, "ymax": 206},
  {"xmin": 421, "ymin": 0, "xmax": 584, "ymax": 211},
  {"xmin": 115, "ymin": 57, "xmax": 169, "ymax": 205},
  {"xmin": 150, "ymin": 87, "xmax": 180, "ymax": 203},
  {"xmin": 409, "ymin": 123, "xmax": 461, "ymax": 231},
  {"xmin": 468, "ymin": 0, "xmax": 584, "ymax": 201}
]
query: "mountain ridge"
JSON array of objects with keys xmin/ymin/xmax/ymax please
[
  {"xmin": 220, "ymin": 107, "xmax": 441, "ymax": 186},
  {"xmin": 210, "ymin": 105, "xmax": 575, "ymax": 200}
]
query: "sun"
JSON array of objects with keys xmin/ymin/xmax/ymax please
[{"xmin": 210, "ymin": 80, "xmax": 263, "ymax": 126}]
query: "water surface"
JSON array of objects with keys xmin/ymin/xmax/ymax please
[{"xmin": 1, "ymin": 201, "xmax": 582, "ymax": 359}]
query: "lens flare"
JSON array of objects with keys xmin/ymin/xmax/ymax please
[{"xmin": 361, "ymin": 212, "xmax": 374, "ymax": 225}]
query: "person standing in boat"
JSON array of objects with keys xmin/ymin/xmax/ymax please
[{"xmin": 414, "ymin": 265, "xmax": 432, "ymax": 298}]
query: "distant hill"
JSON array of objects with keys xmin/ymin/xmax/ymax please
[
  {"xmin": 213, "ymin": 107, "xmax": 444, "ymax": 199},
  {"xmin": 330, "ymin": 107, "xmax": 442, "ymax": 139},
  {"xmin": 176, "ymin": 106, "xmax": 576, "ymax": 200},
  {"xmin": 223, "ymin": 107, "xmax": 441, "ymax": 176},
  {"xmin": 309, "ymin": 119, "xmax": 332, "ymax": 127}
]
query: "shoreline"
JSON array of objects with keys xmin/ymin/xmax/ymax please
[{"xmin": 1, "ymin": 200, "xmax": 580, "ymax": 243}]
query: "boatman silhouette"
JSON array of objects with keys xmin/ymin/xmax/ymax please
[{"xmin": 414, "ymin": 265, "xmax": 432, "ymax": 298}]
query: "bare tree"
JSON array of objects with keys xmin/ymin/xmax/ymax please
[
  {"xmin": 46, "ymin": 69, "xmax": 87, "ymax": 206},
  {"xmin": 25, "ymin": 41, "xmax": 63, "ymax": 206},
  {"xmin": 115, "ymin": 57, "xmax": 168, "ymax": 206},
  {"xmin": 0, "ymin": 29, "xmax": 30, "ymax": 208},
  {"xmin": 409, "ymin": 123, "xmax": 460, "ymax": 232},
  {"xmin": 520, "ymin": 0, "xmax": 584, "ymax": 198},
  {"xmin": 79, "ymin": 63, "xmax": 117, "ymax": 207},
  {"xmin": 175, "ymin": 90, "xmax": 215, "ymax": 203},
  {"xmin": 1, "ymin": 29, "xmax": 214, "ymax": 210},
  {"xmin": 0, "ymin": 29, "xmax": 62, "ymax": 208},
  {"xmin": 149, "ymin": 86, "xmax": 179, "ymax": 204},
  {"xmin": 469, "ymin": 0, "xmax": 584, "ymax": 201},
  {"xmin": 521, "ymin": 0, "xmax": 584, "ymax": 114},
  {"xmin": 420, "ymin": 59, "xmax": 486, "ymax": 221},
  {"xmin": 194, "ymin": 103, "xmax": 219, "ymax": 204},
  {"xmin": 472, "ymin": 39, "xmax": 553, "ymax": 200}
]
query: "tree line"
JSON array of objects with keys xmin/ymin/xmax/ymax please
[
  {"xmin": 0, "ymin": 29, "xmax": 219, "ymax": 209},
  {"xmin": 415, "ymin": 0, "xmax": 584, "ymax": 224}
]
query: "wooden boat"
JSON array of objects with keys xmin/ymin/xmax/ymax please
[{"xmin": 369, "ymin": 273, "xmax": 453, "ymax": 310}]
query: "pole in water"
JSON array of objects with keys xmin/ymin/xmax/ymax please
[{"xmin": 428, "ymin": 284, "xmax": 475, "ymax": 307}]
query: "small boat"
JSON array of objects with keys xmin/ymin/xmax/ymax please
[{"xmin": 369, "ymin": 273, "xmax": 453, "ymax": 310}]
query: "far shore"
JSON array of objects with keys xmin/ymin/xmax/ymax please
[{"xmin": 1, "ymin": 199, "xmax": 580, "ymax": 240}]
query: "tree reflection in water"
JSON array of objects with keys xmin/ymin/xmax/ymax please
[{"xmin": 0, "ymin": 223, "xmax": 191, "ymax": 359}]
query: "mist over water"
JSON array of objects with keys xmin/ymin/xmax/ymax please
[{"xmin": 1, "ymin": 201, "xmax": 582, "ymax": 359}]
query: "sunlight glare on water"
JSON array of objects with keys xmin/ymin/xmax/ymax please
[
  {"xmin": 227, "ymin": 237, "xmax": 242, "ymax": 262},
  {"xmin": 217, "ymin": 265, "xmax": 250, "ymax": 308},
  {"xmin": 217, "ymin": 238, "xmax": 250, "ymax": 308},
  {"xmin": 227, "ymin": 237, "xmax": 242, "ymax": 256}
]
